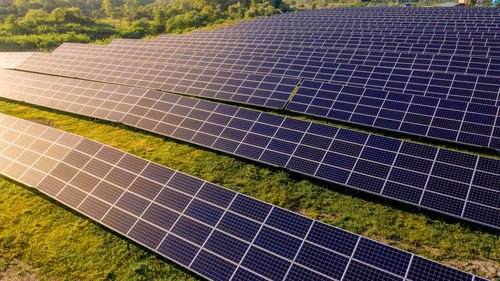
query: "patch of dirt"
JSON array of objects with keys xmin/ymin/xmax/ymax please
[
  {"xmin": 422, "ymin": 245, "xmax": 445, "ymax": 256},
  {"xmin": 298, "ymin": 209, "xmax": 339, "ymax": 221},
  {"xmin": 0, "ymin": 259, "xmax": 39, "ymax": 281},
  {"xmin": 445, "ymin": 259, "xmax": 500, "ymax": 280},
  {"xmin": 26, "ymin": 117, "xmax": 56, "ymax": 128}
]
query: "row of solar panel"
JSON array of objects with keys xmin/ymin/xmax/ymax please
[
  {"xmin": 0, "ymin": 69, "xmax": 498, "ymax": 230},
  {"xmin": 108, "ymin": 35, "xmax": 498, "ymax": 52},
  {"xmin": 0, "ymin": 113, "xmax": 488, "ymax": 281},
  {"xmin": 227, "ymin": 21, "xmax": 500, "ymax": 27},
  {"xmin": 47, "ymin": 48, "xmax": 500, "ymax": 101},
  {"xmin": 20, "ymin": 52, "xmax": 500, "ymax": 108},
  {"xmin": 145, "ymin": 34, "xmax": 500, "ymax": 49},
  {"xmin": 139, "ymin": 30, "xmax": 500, "ymax": 44},
  {"xmin": 157, "ymin": 30, "xmax": 500, "ymax": 39},
  {"xmin": 18, "ymin": 55, "xmax": 299, "ymax": 109},
  {"xmin": 76, "ymin": 39, "xmax": 500, "ymax": 64},
  {"xmin": 53, "ymin": 43, "xmax": 500, "ymax": 78},
  {"xmin": 106, "ymin": 38, "xmax": 500, "ymax": 61},
  {"xmin": 154, "ymin": 36, "xmax": 500, "ymax": 49},
  {"xmin": 286, "ymin": 80, "xmax": 500, "ymax": 148},
  {"xmin": 44, "ymin": 46, "xmax": 500, "ymax": 113},
  {"xmin": 252, "ymin": 8, "xmax": 499, "ymax": 15},
  {"xmin": 108, "ymin": 40, "xmax": 500, "ymax": 58},
  {"xmin": 183, "ymin": 27, "xmax": 500, "ymax": 36},
  {"xmin": 179, "ymin": 24, "xmax": 500, "ymax": 33},
  {"xmin": 16, "ymin": 54, "xmax": 500, "ymax": 149}
]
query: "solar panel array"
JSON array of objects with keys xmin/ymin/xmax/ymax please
[
  {"xmin": 0, "ymin": 69, "xmax": 498, "ymax": 230},
  {"xmin": 17, "ymin": 49, "xmax": 500, "ymax": 149},
  {"xmin": 0, "ymin": 113, "xmax": 488, "ymax": 281},
  {"xmin": 16, "ymin": 7, "xmax": 500, "ymax": 150},
  {"xmin": 5, "ymin": 6, "xmax": 500, "ymax": 280},
  {"xmin": 53, "ymin": 43, "xmax": 500, "ymax": 77}
]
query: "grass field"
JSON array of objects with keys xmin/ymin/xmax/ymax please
[{"xmin": 0, "ymin": 98, "xmax": 499, "ymax": 280}]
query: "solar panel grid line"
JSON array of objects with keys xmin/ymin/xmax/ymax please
[
  {"xmin": 416, "ymin": 146, "xmax": 440, "ymax": 207},
  {"xmin": 11, "ymin": 128, "xmax": 61, "ymax": 185},
  {"xmin": 339, "ymin": 237, "xmax": 361, "ymax": 281},
  {"xmin": 280, "ymin": 222, "xmax": 320, "ymax": 281},
  {"xmin": 403, "ymin": 254, "xmax": 415, "ymax": 280},
  {"xmin": 2, "ymin": 72, "xmax": 499, "ymax": 228},
  {"xmin": 461, "ymin": 158, "xmax": 480, "ymax": 218},
  {"xmin": 0, "ymin": 122, "xmax": 45, "ymax": 175},
  {"xmin": 0, "ymin": 118, "xmax": 82, "ymax": 187},
  {"xmin": 311, "ymin": 126, "xmax": 341, "ymax": 176},
  {"xmin": 186, "ymin": 187, "xmax": 237, "ymax": 270},
  {"xmin": 154, "ymin": 174, "xmax": 203, "ymax": 261},
  {"xmin": 79, "ymin": 147, "xmax": 128, "ymax": 220},
  {"xmin": 283, "ymin": 121, "xmax": 314, "ymax": 168},
  {"xmin": 376, "ymin": 138, "xmax": 404, "ymax": 196},
  {"xmin": 490, "ymin": 109, "xmax": 500, "ymax": 149},
  {"xmin": 227, "ymin": 205, "xmax": 275, "ymax": 281},
  {"xmin": 337, "ymin": 130, "xmax": 370, "ymax": 186}
]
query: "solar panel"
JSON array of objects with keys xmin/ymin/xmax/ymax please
[
  {"xmin": 53, "ymin": 43, "xmax": 500, "ymax": 78},
  {"xmin": 0, "ymin": 113, "xmax": 488, "ymax": 281},
  {"xmin": 17, "ymin": 54, "xmax": 299, "ymax": 110},
  {"xmin": 12, "ymin": 54, "xmax": 500, "ymax": 149},
  {"xmin": 46, "ymin": 45, "xmax": 500, "ymax": 104},
  {"xmin": 0, "ymin": 69, "xmax": 498, "ymax": 230},
  {"xmin": 286, "ymin": 80, "xmax": 500, "ymax": 148}
]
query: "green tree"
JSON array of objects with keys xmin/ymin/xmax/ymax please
[
  {"xmin": 228, "ymin": 2, "xmax": 244, "ymax": 18},
  {"xmin": 121, "ymin": 18, "xmax": 151, "ymax": 38},
  {"xmin": 124, "ymin": 0, "xmax": 139, "ymax": 20},
  {"xmin": 51, "ymin": 7, "xmax": 88, "ymax": 24},
  {"xmin": 151, "ymin": 8, "xmax": 166, "ymax": 34},
  {"xmin": 23, "ymin": 9, "xmax": 49, "ymax": 22},
  {"xmin": 201, "ymin": 5, "xmax": 215, "ymax": 20}
]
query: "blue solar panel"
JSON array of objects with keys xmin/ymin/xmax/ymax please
[
  {"xmin": 0, "ymin": 70, "xmax": 499, "ymax": 230},
  {"xmin": 1, "ymin": 111, "xmax": 491, "ymax": 281},
  {"xmin": 286, "ymin": 80, "xmax": 500, "ymax": 149}
]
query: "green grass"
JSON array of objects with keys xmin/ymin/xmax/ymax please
[{"xmin": 0, "ymin": 99, "xmax": 499, "ymax": 280}]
